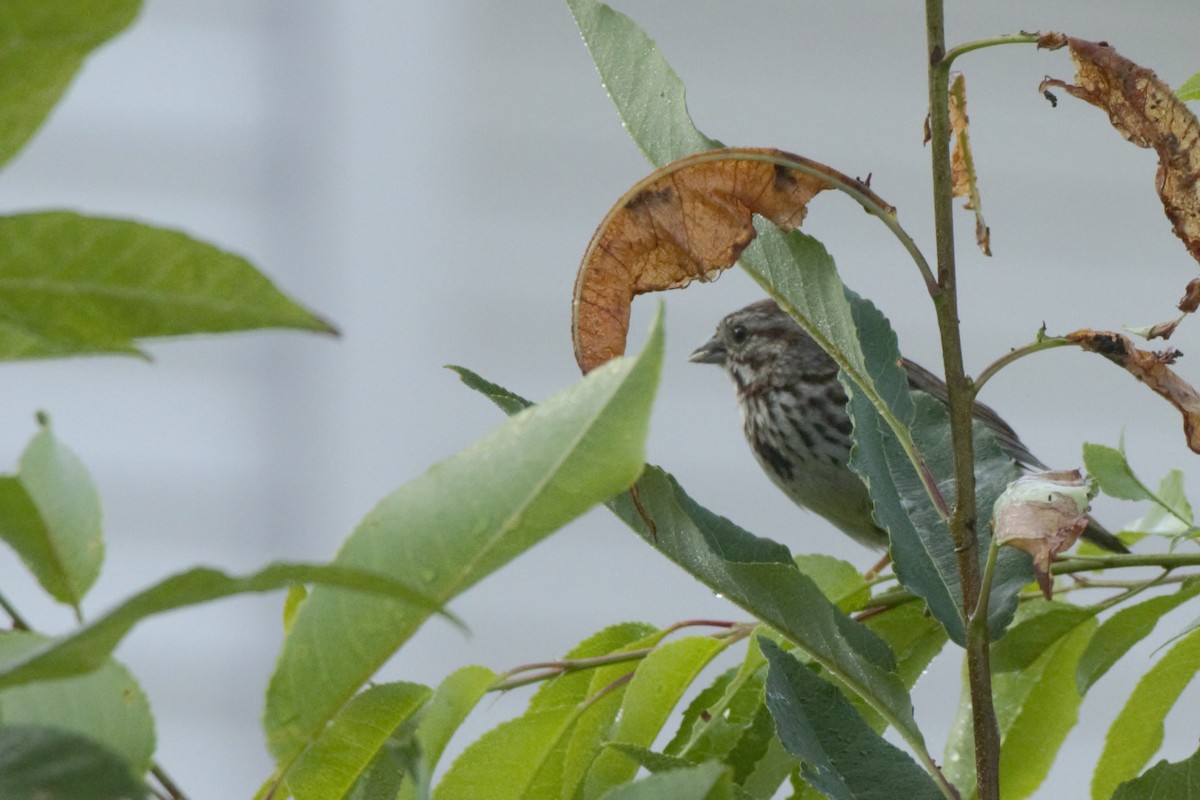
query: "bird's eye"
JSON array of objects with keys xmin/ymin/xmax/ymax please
[{"xmin": 730, "ymin": 324, "xmax": 748, "ymax": 344}]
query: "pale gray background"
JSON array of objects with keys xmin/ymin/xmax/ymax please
[{"xmin": 0, "ymin": 1, "xmax": 1198, "ymax": 797}]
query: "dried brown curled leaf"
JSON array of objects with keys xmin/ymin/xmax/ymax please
[
  {"xmin": 1066, "ymin": 329, "xmax": 1200, "ymax": 453},
  {"xmin": 993, "ymin": 470, "xmax": 1092, "ymax": 598},
  {"xmin": 1039, "ymin": 37, "xmax": 1200, "ymax": 266},
  {"xmin": 1129, "ymin": 279, "xmax": 1200, "ymax": 340},
  {"xmin": 571, "ymin": 148, "xmax": 887, "ymax": 373},
  {"xmin": 949, "ymin": 73, "xmax": 991, "ymax": 256},
  {"xmin": 1180, "ymin": 278, "xmax": 1200, "ymax": 313}
]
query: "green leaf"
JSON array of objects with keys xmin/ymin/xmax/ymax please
[
  {"xmin": 668, "ymin": 637, "xmax": 768, "ymax": 763},
  {"xmin": 1112, "ymin": 746, "xmax": 1200, "ymax": 799},
  {"xmin": 665, "ymin": 667, "xmax": 738, "ymax": 759},
  {"xmin": 429, "ymin": 626, "xmax": 657, "ymax": 800},
  {"xmin": 602, "ymin": 743, "xmax": 691, "ymax": 773},
  {"xmin": 1077, "ymin": 578, "xmax": 1200, "ymax": 692},
  {"xmin": 1125, "ymin": 469, "xmax": 1193, "ymax": 536},
  {"xmin": 994, "ymin": 618, "xmax": 1096, "ymax": 799},
  {"xmin": 729, "ymin": 714, "xmax": 796, "ymax": 799},
  {"xmin": 793, "ymin": 554, "xmax": 870, "ymax": 612},
  {"xmin": 0, "ymin": 417, "xmax": 103, "ymax": 608},
  {"xmin": 396, "ymin": 666, "xmax": 496, "ymax": 800},
  {"xmin": 844, "ymin": 601, "xmax": 949, "ymax": 735},
  {"xmin": 0, "ymin": 2, "xmax": 140, "ymax": 170},
  {"xmin": 445, "ymin": 366, "xmax": 532, "ymax": 416},
  {"xmin": 760, "ymin": 639, "xmax": 942, "ymax": 800},
  {"xmin": 0, "ymin": 724, "xmax": 146, "ymax": 800},
  {"xmin": 583, "ymin": 636, "xmax": 729, "ymax": 796},
  {"xmin": 606, "ymin": 467, "xmax": 925, "ymax": 752},
  {"xmin": 0, "ymin": 212, "xmax": 335, "ymax": 360},
  {"xmin": 266, "ymin": 312, "xmax": 663, "ymax": 774},
  {"xmin": 565, "ymin": 0, "xmax": 720, "ymax": 168},
  {"xmin": 863, "ymin": 602, "xmax": 949, "ymax": 691},
  {"xmin": 1083, "ymin": 443, "xmax": 1155, "ymax": 502},
  {"xmin": 1092, "ymin": 626, "xmax": 1200, "ymax": 799},
  {"xmin": 0, "ymin": 632, "xmax": 153, "ymax": 776},
  {"xmin": 559, "ymin": 628, "xmax": 668, "ymax": 799},
  {"xmin": 1178, "ymin": 71, "xmax": 1200, "ymax": 103},
  {"xmin": 666, "ymin": 635, "xmax": 797, "ymax": 798},
  {"xmin": 991, "ymin": 600, "xmax": 1095, "ymax": 673},
  {"xmin": 846, "ymin": 294, "xmax": 1029, "ymax": 644},
  {"xmin": 433, "ymin": 706, "xmax": 579, "ymax": 800},
  {"xmin": 287, "ymin": 682, "xmax": 432, "ymax": 800},
  {"xmin": 0, "ymin": 562, "xmax": 454, "ymax": 689},
  {"xmin": 282, "ymin": 585, "xmax": 307, "ymax": 634},
  {"xmin": 944, "ymin": 616, "xmax": 1096, "ymax": 799},
  {"xmin": 596, "ymin": 762, "xmax": 732, "ymax": 800}
]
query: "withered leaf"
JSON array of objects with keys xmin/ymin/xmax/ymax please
[
  {"xmin": 1039, "ymin": 37, "xmax": 1200, "ymax": 266},
  {"xmin": 1179, "ymin": 277, "xmax": 1200, "ymax": 313},
  {"xmin": 572, "ymin": 147, "xmax": 887, "ymax": 373},
  {"xmin": 1125, "ymin": 260, "xmax": 1200, "ymax": 342},
  {"xmin": 949, "ymin": 73, "xmax": 991, "ymax": 256},
  {"xmin": 1066, "ymin": 329, "xmax": 1200, "ymax": 453},
  {"xmin": 1128, "ymin": 315, "xmax": 1185, "ymax": 341},
  {"xmin": 993, "ymin": 470, "xmax": 1091, "ymax": 599}
]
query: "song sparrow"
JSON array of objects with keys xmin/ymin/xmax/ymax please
[{"xmin": 690, "ymin": 299, "xmax": 1128, "ymax": 553}]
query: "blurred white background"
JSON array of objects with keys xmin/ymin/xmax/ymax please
[{"xmin": 0, "ymin": 1, "xmax": 1198, "ymax": 796}]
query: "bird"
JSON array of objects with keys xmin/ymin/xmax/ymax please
[{"xmin": 689, "ymin": 298, "xmax": 1128, "ymax": 553}]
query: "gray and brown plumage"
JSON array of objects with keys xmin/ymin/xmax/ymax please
[{"xmin": 690, "ymin": 299, "xmax": 1127, "ymax": 553}]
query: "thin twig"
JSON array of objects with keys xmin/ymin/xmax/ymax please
[
  {"xmin": 0, "ymin": 589, "xmax": 31, "ymax": 631},
  {"xmin": 941, "ymin": 33, "xmax": 1041, "ymax": 69},
  {"xmin": 492, "ymin": 623, "xmax": 753, "ymax": 693},
  {"xmin": 150, "ymin": 763, "xmax": 190, "ymax": 800},
  {"xmin": 972, "ymin": 335, "xmax": 1074, "ymax": 397},
  {"xmin": 1087, "ymin": 570, "xmax": 1174, "ymax": 614}
]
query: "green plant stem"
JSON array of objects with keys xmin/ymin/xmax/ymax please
[
  {"xmin": 1055, "ymin": 552, "xmax": 1200, "ymax": 573},
  {"xmin": 492, "ymin": 623, "xmax": 753, "ymax": 692},
  {"xmin": 0, "ymin": 589, "xmax": 30, "ymax": 631},
  {"xmin": 925, "ymin": 3, "xmax": 999, "ymax": 798},
  {"xmin": 151, "ymin": 763, "xmax": 189, "ymax": 800},
  {"xmin": 972, "ymin": 539, "xmax": 1002, "ymax": 624},
  {"xmin": 1087, "ymin": 570, "xmax": 1172, "ymax": 614},
  {"xmin": 941, "ymin": 33, "xmax": 1040, "ymax": 69},
  {"xmin": 1071, "ymin": 573, "xmax": 1191, "ymax": 590},
  {"xmin": 972, "ymin": 336, "xmax": 1073, "ymax": 397}
]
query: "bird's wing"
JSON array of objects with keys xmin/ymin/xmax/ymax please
[{"xmin": 899, "ymin": 357, "xmax": 1047, "ymax": 470}]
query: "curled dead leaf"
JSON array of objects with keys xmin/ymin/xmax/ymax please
[
  {"xmin": 949, "ymin": 73, "xmax": 991, "ymax": 256},
  {"xmin": 1127, "ymin": 276, "xmax": 1200, "ymax": 341},
  {"xmin": 571, "ymin": 148, "xmax": 890, "ymax": 373},
  {"xmin": 993, "ymin": 470, "xmax": 1092, "ymax": 598},
  {"xmin": 1066, "ymin": 329, "xmax": 1200, "ymax": 452},
  {"xmin": 1138, "ymin": 315, "xmax": 1185, "ymax": 341},
  {"xmin": 1039, "ymin": 37, "xmax": 1200, "ymax": 267},
  {"xmin": 1180, "ymin": 278, "xmax": 1200, "ymax": 313}
]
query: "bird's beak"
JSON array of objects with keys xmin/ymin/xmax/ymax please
[{"xmin": 688, "ymin": 335, "xmax": 727, "ymax": 365}]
